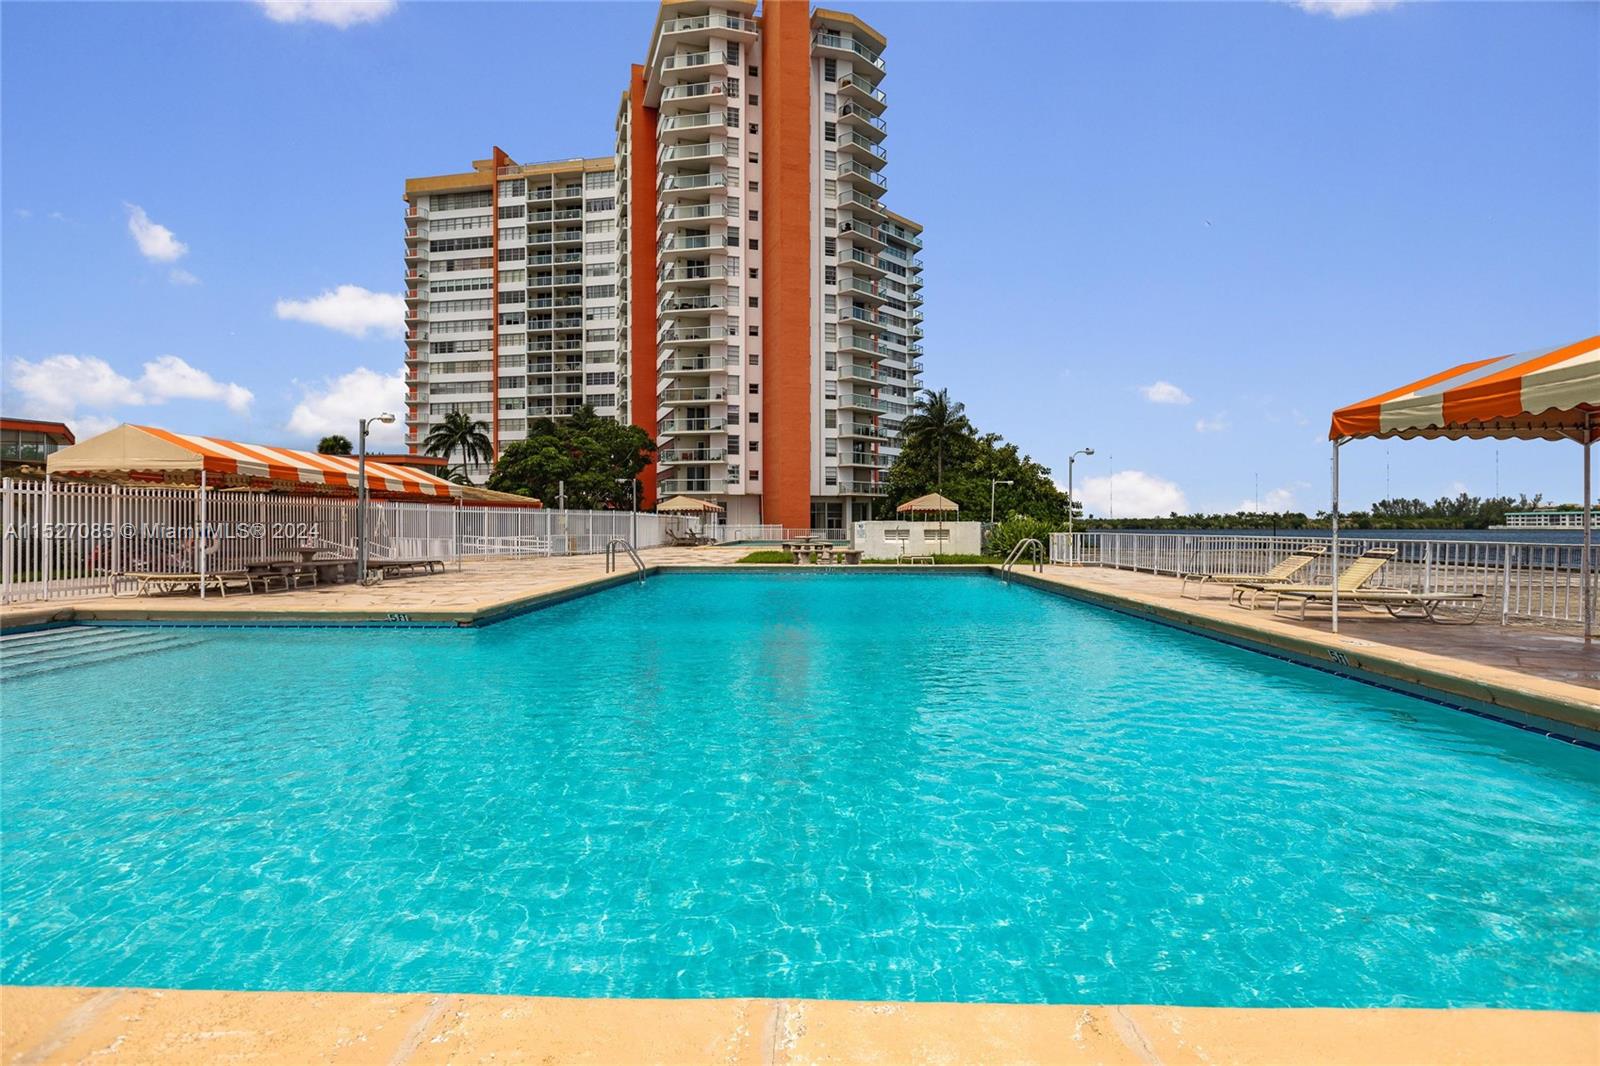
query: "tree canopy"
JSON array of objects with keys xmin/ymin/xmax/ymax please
[
  {"xmin": 316, "ymin": 434, "xmax": 352, "ymax": 456},
  {"xmin": 883, "ymin": 389, "xmax": 1074, "ymax": 523},
  {"xmin": 487, "ymin": 406, "xmax": 656, "ymax": 508},
  {"xmin": 424, "ymin": 412, "xmax": 493, "ymax": 471}
]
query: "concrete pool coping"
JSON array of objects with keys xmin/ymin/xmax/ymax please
[
  {"xmin": 3, "ymin": 986, "xmax": 1596, "ymax": 1064},
  {"xmin": 6, "ymin": 552, "xmax": 1594, "ymax": 740}
]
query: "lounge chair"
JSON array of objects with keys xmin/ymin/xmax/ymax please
[
  {"xmin": 1231, "ymin": 547, "xmax": 1398, "ymax": 610},
  {"xmin": 1180, "ymin": 545, "xmax": 1327, "ymax": 599},
  {"xmin": 368, "ymin": 558, "xmax": 446, "ymax": 578},
  {"xmin": 1270, "ymin": 586, "xmax": 1487, "ymax": 624},
  {"xmin": 115, "ymin": 571, "xmax": 253, "ymax": 598}
]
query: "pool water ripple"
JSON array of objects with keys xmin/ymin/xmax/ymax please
[{"xmin": 2, "ymin": 573, "xmax": 1596, "ymax": 1006}]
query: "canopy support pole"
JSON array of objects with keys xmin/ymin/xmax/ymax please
[
  {"xmin": 1331, "ymin": 438, "xmax": 1345, "ymax": 634},
  {"xmin": 1585, "ymin": 413, "xmax": 1593, "ymax": 644},
  {"xmin": 197, "ymin": 469, "xmax": 208, "ymax": 600}
]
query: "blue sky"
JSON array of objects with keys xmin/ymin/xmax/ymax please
[{"xmin": 3, "ymin": 0, "xmax": 1595, "ymax": 515}]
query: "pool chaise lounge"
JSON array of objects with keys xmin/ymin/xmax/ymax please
[
  {"xmin": 369, "ymin": 558, "xmax": 447, "ymax": 577},
  {"xmin": 1180, "ymin": 544, "xmax": 1327, "ymax": 599},
  {"xmin": 113, "ymin": 571, "xmax": 254, "ymax": 597},
  {"xmin": 1230, "ymin": 546, "xmax": 1397, "ymax": 610},
  {"xmin": 1270, "ymin": 585, "xmax": 1488, "ymax": 623}
]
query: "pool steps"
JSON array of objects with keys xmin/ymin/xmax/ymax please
[{"xmin": 0, "ymin": 627, "xmax": 206, "ymax": 680}]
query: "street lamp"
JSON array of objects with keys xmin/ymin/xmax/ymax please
[
  {"xmin": 1067, "ymin": 447, "xmax": 1095, "ymax": 562},
  {"xmin": 357, "ymin": 412, "xmax": 396, "ymax": 584},
  {"xmin": 616, "ymin": 477, "xmax": 638, "ymax": 546},
  {"xmin": 989, "ymin": 479, "xmax": 1014, "ymax": 525}
]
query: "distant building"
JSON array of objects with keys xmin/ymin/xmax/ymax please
[
  {"xmin": 0, "ymin": 418, "xmax": 75, "ymax": 476},
  {"xmin": 402, "ymin": 2, "xmax": 926, "ymax": 534},
  {"xmin": 1496, "ymin": 509, "xmax": 1586, "ymax": 529}
]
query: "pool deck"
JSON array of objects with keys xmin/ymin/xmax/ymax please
[
  {"xmin": 3, "ymin": 986, "xmax": 1596, "ymax": 1065},
  {"xmin": 4, "ymin": 553, "xmax": 1599, "ymax": 1063}
]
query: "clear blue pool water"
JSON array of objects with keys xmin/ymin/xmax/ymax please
[{"xmin": 3, "ymin": 573, "xmax": 1597, "ymax": 1008}]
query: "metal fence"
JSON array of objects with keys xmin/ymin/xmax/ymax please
[
  {"xmin": 1049, "ymin": 531, "xmax": 1595, "ymax": 628},
  {"xmin": 0, "ymin": 479, "xmax": 690, "ymax": 604}
]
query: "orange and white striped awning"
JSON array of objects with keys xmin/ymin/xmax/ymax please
[
  {"xmin": 1329, "ymin": 335, "xmax": 1600, "ymax": 443},
  {"xmin": 47, "ymin": 424, "xmax": 461, "ymax": 501}
]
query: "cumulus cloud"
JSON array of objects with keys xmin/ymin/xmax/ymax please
[
  {"xmin": 1195, "ymin": 413, "xmax": 1230, "ymax": 433},
  {"xmin": 286, "ymin": 367, "xmax": 406, "ymax": 446},
  {"xmin": 1138, "ymin": 380, "xmax": 1192, "ymax": 405},
  {"xmin": 275, "ymin": 285, "xmax": 405, "ymax": 339},
  {"xmin": 124, "ymin": 203, "xmax": 188, "ymax": 263},
  {"xmin": 1238, "ymin": 487, "xmax": 1298, "ymax": 514},
  {"xmin": 256, "ymin": 0, "xmax": 397, "ymax": 28},
  {"xmin": 1291, "ymin": 0, "xmax": 1400, "ymax": 17},
  {"xmin": 5, "ymin": 353, "xmax": 252, "ymax": 419},
  {"xmin": 1073, "ymin": 470, "xmax": 1190, "ymax": 519}
]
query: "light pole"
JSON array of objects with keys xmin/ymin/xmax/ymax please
[
  {"xmin": 989, "ymin": 479, "xmax": 1014, "ymax": 525},
  {"xmin": 1067, "ymin": 447, "xmax": 1095, "ymax": 563},
  {"xmin": 616, "ymin": 476, "xmax": 638, "ymax": 545},
  {"xmin": 357, "ymin": 412, "xmax": 397, "ymax": 584}
]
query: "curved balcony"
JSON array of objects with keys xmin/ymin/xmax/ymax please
[
  {"xmin": 658, "ymin": 447, "xmax": 726, "ymax": 465},
  {"xmin": 844, "ymin": 247, "xmax": 887, "ymax": 278},
  {"xmin": 660, "ymin": 325, "xmax": 719, "ymax": 346},
  {"xmin": 838, "ymin": 158, "xmax": 888, "ymax": 198},
  {"xmin": 838, "ymin": 73, "xmax": 887, "ymax": 114},
  {"xmin": 659, "ymin": 416, "xmax": 726, "ymax": 435},
  {"xmin": 661, "ymin": 386, "xmax": 727, "ymax": 405},
  {"xmin": 812, "ymin": 33, "xmax": 885, "ymax": 73},
  {"xmin": 660, "ymin": 353, "xmax": 727, "ymax": 374},
  {"xmin": 659, "ymin": 109, "xmax": 731, "ymax": 144},
  {"xmin": 838, "ymin": 102, "xmax": 887, "ymax": 142},
  {"xmin": 839, "ymin": 131, "xmax": 887, "ymax": 164},
  {"xmin": 659, "ymin": 171, "xmax": 728, "ymax": 201},
  {"xmin": 659, "ymin": 232, "xmax": 722, "ymax": 257},
  {"xmin": 840, "ymin": 219, "xmax": 885, "ymax": 253}
]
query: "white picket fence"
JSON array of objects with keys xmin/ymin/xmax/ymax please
[
  {"xmin": 1049, "ymin": 531, "xmax": 1595, "ymax": 628},
  {"xmin": 0, "ymin": 479, "xmax": 690, "ymax": 604}
]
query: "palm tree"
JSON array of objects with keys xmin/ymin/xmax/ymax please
[
  {"xmin": 424, "ymin": 412, "xmax": 493, "ymax": 477},
  {"xmin": 317, "ymin": 434, "xmax": 353, "ymax": 456},
  {"xmin": 902, "ymin": 387, "xmax": 972, "ymax": 489}
]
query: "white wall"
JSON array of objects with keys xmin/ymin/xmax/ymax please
[{"xmin": 852, "ymin": 520, "xmax": 982, "ymax": 558}]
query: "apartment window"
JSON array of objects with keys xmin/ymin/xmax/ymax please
[
  {"xmin": 726, "ymin": 76, "xmax": 741, "ymax": 95},
  {"xmin": 726, "ymin": 106, "xmax": 741, "ymax": 125},
  {"xmin": 748, "ymin": 94, "xmax": 759, "ymax": 105},
  {"xmin": 498, "ymin": 226, "xmax": 525, "ymax": 242},
  {"xmin": 585, "ymin": 328, "xmax": 616, "ymax": 342},
  {"xmin": 825, "ymin": 439, "xmax": 837, "ymax": 457},
  {"xmin": 824, "ymin": 467, "xmax": 838, "ymax": 487},
  {"xmin": 748, "ymin": 325, "xmax": 759, "ymax": 337},
  {"xmin": 824, "ymin": 179, "xmax": 838, "ymax": 198},
  {"xmin": 748, "ymin": 151, "xmax": 759, "ymax": 165},
  {"xmin": 824, "ymin": 150, "xmax": 837, "ymax": 172},
  {"xmin": 586, "ymin": 263, "xmax": 616, "ymax": 277},
  {"xmin": 750, "ymin": 180, "xmax": 759, "ymax": 192},
  {"xmin": 750, "ymin": 470, "xmax": 760, "ymax": 482},
  {"xmin": 824, "ymin": 381, "xmax": 838, "ymax": 399},
  {"xmin": 824, "ymin": 122, "xmax": 837, "ymax": 143},
  {"xmin": 748, "ymin": 353, "xmax": 759, "ymax": 366},
  {"xmin": 586, "ymin": 284, "xmax": 617, "ymax": 299},
  {"xmin": 727, "ymin": 434, "xmax": 741, "ymax": 451},
  {"xmin": 748, "ymin": 412, "xmax": 759, "ymax": 424},
  {"xmin": 584, "ymin": 171, "xmax": 615, "ymax": 189},
  {"xmin": 585, "ymin": 306, "xmax": 617, "ymax": 321},
  {"xmin": 824, "ymin": 236, "xmax": 836, "ymax": 257},
  {"xmin": 585, "ymin": 371, "xmax": 616, "ymax": 386},
  {"xmin": 585, "ymin": 218, "xmax": 616, "ymax": 233},
  {"xmin": 585, "ymin": 240, "xmax": 616, "ymax": 256},
  {"xmin": 585, "ymin": 197, "xmax": 616, "ymax": 212},
  {"xmin": 726, "ymin": 225, "xmax": 741, "ymax": 244},
  {"xmin": 498, "ymin": 205, "xmax": 525, "ymax": 219},
  {"xmin": 824, "ymin": 351, "xmax": 837, "ymax": 369},
  {"xmin": 747, "ymin": 296, "xmax": 759, "ymax": 308},
  {"xmin": 497, "ymin": 247, "xmax": 525, "ymax": 262},
  {"xmin": 824, "ymin": 410, "xmax": 837, "ymax": 428},
  {"xmin": 749, "ymin": 122, "xmax": 759, "ymax": 134},
  {"xmin": 824, "ymin": 58, "xmax": 837, "ymax": 82},
  {"xmin": 499, "ymin": 311, "xmax": 525, "ymax": 326},
  {"xmin": 431, "ymin": 190, "xmax": 491, "ymax": 211},
  {"xmin": 824, "ymin": 92, "xmax": 837, "ymax": 114},
  {"xmin": 748, "ymin": 382, "xmax": 761, "ymax": 396},
  {"xmin": 748, "ymin": 65, "xmax": 759, "ymax": 77},
  {"xmin": 589, "ymin": 394, "xmax": 617, "ymax": 407},
  {"xmin": 824, "ymin": 265, "xmax": 837, "ymax": 285},
  {"xmin": 749, "ymin": 440, "xmax": 760, "ymax": 452},
  {"xmin": 727, "ymin": 463, "xmax": 741, "ymax": 480},
  {"xmin": 824, "ymin": 322, "xmax": 838, "ymax": 342},
  {"xmin": 824, "ymin": 294, "xmax": 837, "ymax": 313},
  {"xmin": 748, "ymin": 267, "xmax": 759, "ymax": 279},
  {"xmin": 499, "ymin": 179, "xmax": 525, "ymax": 198},
  {"xmin": 748, "ymin": 239, "xmax": 759, "ymax": 250}
]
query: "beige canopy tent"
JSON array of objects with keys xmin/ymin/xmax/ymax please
[
  {"xmin": 45, "ymin": 423, "xmax": 539, "ymax": 506},
  {"xmin": 1327, "ymin": 334, "xmax": 1599, "ymax": 638},
  {"xmin": 896, "ymin": 492, "xmax": 960, "ymax": 515},
  {"xmin": 655, "ymin": 495, "xmax": 724, "ymax": 513}
]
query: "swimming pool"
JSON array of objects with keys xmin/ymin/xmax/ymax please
[{"xmin": 2, "ymin": 573, "xmax": 1596, "ymax": 1008}]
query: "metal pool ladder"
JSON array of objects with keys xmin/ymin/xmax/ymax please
[
  {"xmin": 605, "ymin": 538, "xmax": 646, "ymax": 583},
  {"xmin": 1001, "ymin": 538, "xmax": 1045, "ymax": 582}
]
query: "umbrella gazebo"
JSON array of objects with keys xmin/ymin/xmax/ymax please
[
  {"xmin": 897, "ymin": 492, "xmax": 960, "ymax": 555},
  {"xmin": 1328, "ymin": 334, "xmax": 1599, "ymax": 638},
  {"xmin": 655, "ymin": 494, "xmax": 723, "ymax": 539}
]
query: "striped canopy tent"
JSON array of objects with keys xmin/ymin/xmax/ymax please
[
  {"xmin": 896, "ymin": 492, "xmax": 960, "ymax": 515},
  {"xmin": 1327, "ymin": 335, "xmax": 1600, "ymax": 638},
  {"xmin": 656, "ymin": 495, "xmax": 723, "ymax": 513},
  {"xmin": 45, "ymin": 423, "xmax": 539, "ymax": 506}
]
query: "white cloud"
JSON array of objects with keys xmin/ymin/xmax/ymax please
[
  {"xmin": 1138, "ymin": 380, "xmax": 1192, "ymax": 405},
  {"xmin": 138, "ymin": 355, "xmax": 253, "ymax": 412},
  {"xmin": 66, "ymin": 414, "xmax": 121, "ymax": 440},
  {"xmin": 14, "ymin": 208, "xmax": 31, "ymax": 219},
  {"xmin": 275, "ymin": 285, "xmax": 405, "ymax": 339},
  {"xmin": 1291, "ymin": 0, "xmax": 1400, "ymax": 17},
  {"xmin": 256, "ymin": 0, "xmax": 397, "ymax": 28},
  {"xmin": 124, "ymin": 203, "xmax": 188, "ymax": 263},
  {"xmin": 1073, "ymin": 470, "xmax": 1190, "ymax": 519},
  {"xmin": 1238, "ymin": 487, "xmax": 1298, "ymax": 514},
  {"xmin": 169, "ymin": 267, "xmax": 201, "ymax": 286},
  {"xmin": 1195, "ymin": 412, "xmax": 1230, "ymax": 433},
  {"xmin": 5, "ymin": 353, "xmax": 252, "ymax": 418},
  {"xmin": 286, "ymin": 367, "xmax": 406, "ymax": 446}
]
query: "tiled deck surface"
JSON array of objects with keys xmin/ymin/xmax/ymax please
[
  {"xmin": 4, "ymin": 554, "xmax": 1598, "ymax": 1062},
  {"xmin": 3, "ymin": 986, "xmax": 1596, "ymax": 1065}
]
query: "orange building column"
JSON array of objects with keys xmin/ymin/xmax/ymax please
[
  {"xmin": 761, "ymin": 0, "xmax": 813, "ymax": 531},
  {"xmin": 489, "ymin": 145, "xmax": 510, "ymax": 459},
  {"xmin": 628, "ymin": 65, "xmax": 660, "ymax": 509}
]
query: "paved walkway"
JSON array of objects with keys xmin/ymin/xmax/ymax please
[{"xmin": 3, "ymin": 986, "xmax": 1595, "ymax": 1065}]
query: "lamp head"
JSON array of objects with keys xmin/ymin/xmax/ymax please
[
  {"xmin": 377, "ymin": 413, "xmax": 396, "ymax": 424},
  {"xmin": 1083, "ymin": 447, "xmax": 1096, "ymax": 456}
]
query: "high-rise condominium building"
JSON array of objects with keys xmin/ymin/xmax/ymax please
[{"xmin": 405, "ymin": 2, "xmax": 923, "ymax": 531}]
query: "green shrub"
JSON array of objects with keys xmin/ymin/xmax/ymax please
[
  {"xmin": 737, "ymin": 550, "xmax": 794, "ymax": 563},
  {"xmin": 986, "ymin": 515, "xmax": 1058, "ymax": 559}
]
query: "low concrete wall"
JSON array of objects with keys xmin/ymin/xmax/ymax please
[{"xmin": 852, "ymin": 520, "xmax": 983, "ymax": 558}]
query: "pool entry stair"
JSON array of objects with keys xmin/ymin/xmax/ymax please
[{"xmin": 0, "ymin": 627, "xmax": 205, "ymax": 682}]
